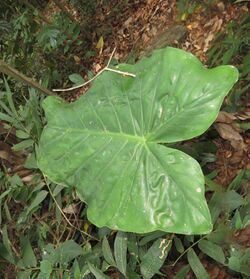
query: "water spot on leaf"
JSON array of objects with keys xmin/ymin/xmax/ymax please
[
  {"xmin": 167, "ymin": 155, "xmax": 175, "ymax": 163},
  {"xmin": 158, "ymin": 106, "xmax": 163, "ymax": 118}
]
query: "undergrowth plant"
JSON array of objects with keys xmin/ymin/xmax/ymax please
[
  {"xmin": 37, "ymin": 47, "xmax": 238, "ymax": 235},
  {"xmin": 207, "ymin": 13, "xmax": 250, "ymax": 112},
  {"xmin": 1, "ymin": 4, "xmax": 250, "ymax": 277},
  {"xmin": 176, "ymin": 0, "xmax": 199, "ymax": 21},
  {"xmin": 0, "ymin": 2, "xmax": 90, "ymax": 90},
  {"xmin": 0, "ymin": 46, "xmax": 249, "ymax": 279}
]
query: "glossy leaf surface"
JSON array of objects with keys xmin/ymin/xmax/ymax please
[
  {"xmin": 37, "ymin": 47, "xmax": 238, "ymax": 234},
  {"xmin": 140, "ymin": 238, "xmax": 172, "ymax": 279}
]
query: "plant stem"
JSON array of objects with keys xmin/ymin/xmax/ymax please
[
  {"xmin": 167, "ymin": 234, "xmax": 207, "ymax": 267},
  {"xmin": 0, "ymin": 60, "xmax": 55, "ymax": 96},
  {"xmin": 53, "ymin": 47, "xmax": 136, "ymax": 92}
]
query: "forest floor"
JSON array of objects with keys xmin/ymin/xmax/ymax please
[
  {"xmin": 49, "ymin": 0, "xmax": 249, "ymax": 190},
  {"xmin": 60, "ymin": 0, "xmax": 249, "ymax": 191},
  {"xmin": 61, "ymin": 1, "xmax": 250, "ymax": 277},
  {"xmin": 1, "ymin": 0, "xmax": 249, "ymax": 278}
]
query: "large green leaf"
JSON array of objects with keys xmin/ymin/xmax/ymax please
[{"xmin": 37, "ymin": 47, "xmax": 238, "ymax": 234}]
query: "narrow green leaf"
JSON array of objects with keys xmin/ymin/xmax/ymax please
[
  {"xmin": 228, "ymin": 248, "xmax": 250, "ymax": 276},
  {"xmin": 139, "ymin": 231, "xmax": 166, "ymax": 246},
  {"xmin": 12, "ymin": 139, "xmax": 34, "ymax": 151},
  {"xmin": 71, "ymin": 259, "xmax": 81, "ymax": 279},
  {"xmin": 102, "ymin": 260, "xmax": 110, "ymax": 272},
  {"xmin": 234, "ymin": 210, "xmax": 243, "ymax": 230},
  {"xmin": 228, "ymin": 256, "xmax": 241, "ymax": 274},
  {"xmin": 52, "ymin": 185, "xmax": 64, "ymax": 196},
  {"xmin": 238, "ymin": 122, "xmax": 250, "ymax": 130},
  {"xmin": 2, "ymin": 225, "xmax": 13, "ymax": 257},
  {"xmin": 87, "ymin": 262, "xmax": 110, "ymax": 279},
  {"xmin": 205, "ymin": 177, "xmax": 224, "ymax": 193},
  {"xmin": 16, "ymin": 130, "xmax": 30, "ymax": 139},
  {"xmin": 242, "ymin": 53, "xmax": 250, "ymax": 76},
  {"xmin": 187, "ymin": 248, "xmax": 209, "ymax": 279},
  {"xmin": 127, "ymin": 271, "xmax": 141, "ymax": 279},
  {"xmin": 241, "ymin": 249, "xmax": 250, "ymax": 275},
  {"xmin": 208, "ymin": 192, "xmax": 222, "ymax": 223},
  {"xmin": 40, "ymin": 259, "xmax": 52, "ymax": 275},
  {"xmin": 102, "ymin": 236, "xmax": 116, "ymax": 266},
  {"xmin": 207, "ymin": 224, "xmax": 233, "ymax": 245},
  {"xmin": 222, "ymin": 48, "xmax": 234, "ymax": 64},
  {"xmin": 128, "ymin": 233, "xmax": 139, "ymax": 256},
  {"xmin": 17, "ymin": 270, "xmax": 31, "ymax": 279},
  {"xmin": 20, "ymin": 236, "xmax": 37, "ymax": 267},
  {"xmin": 4, "ymin": 202, "xmax": 12, "ymax": 222},
  {"xmin": 4, "ymin": 77, "xmax": 19, "ymax": 119},
  {"xmin": 0, "ymin": 100, "xmax": 13, "ymax": 116},
  {"xmin": 0, "ymin": 189, "xmax": 11, "ymax": 201},
  {"xmin": 173, "ymin": 265, "xmax": 190, "ymax": 279},
  {"xmin": 138, "ymin": 245, "xmax": 147, "ymax": 262},
  {"xmin": 52, "ymin": 240, "xmax": 83, "ymax": 265},
  {"xmin": 127, "ymin": 233, "xmax": 139, "ymax": 271},
  {"xmin": 24, "ymin": 153, "xmax": 38, "ymax": 169},
  {"xmin": 198, "ymin": 239, "xmax": 225, "ymax": 264},
  {"xmin": 174, "ymin": 236, "xmax": 184, "ymax": 253},
  {"xmin": 27, "ymin": 190, "xmax": 48, "ymax": 213},
  {"xmin": 0, "ymin": 111, "xmax": 16, "ymax": 124},
  {"xmin": 222, "ymin": 190, "xmax": 244, "ymax": 211},
  {"xmin": 243, "ymin": 214, "xmax": 250, "ymax": 228},
  {"xmin": 228, "ymin": 170, "xmax": 245, "ymax": 191},
  {"xmin": 140, "ymin": 238, "xmax": 172, "ymax": 279},
  {"xmin": 209, "ymin": 190, "xmax": 244, "ymax": 224},
  {"xmin": 0, "ymin": 243, "xmax": 15, "ymax": 264},
  {"xmin": 69, "ymin": 73, "xmax": 84, "ymax": 85},
  {"xmin": 184, "ymin": 235, "xmax": 194, "ymax": 244},
  {"xmin": 114, "ymin": 231, "xmax": 128, "ymax": 276}
]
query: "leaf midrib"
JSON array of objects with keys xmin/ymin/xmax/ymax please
[{"xmin": 50, "ymin": 126, "xmax": 147, "ymax": 143}]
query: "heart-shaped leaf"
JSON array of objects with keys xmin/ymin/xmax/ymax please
[{"xmin": 37, "ymin": 47, "xmax": 238, "ymax": 234}]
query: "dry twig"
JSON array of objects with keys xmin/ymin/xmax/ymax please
[{"xmin": 53, "ymin": 47, "xmax": 136, "ymax": 92}]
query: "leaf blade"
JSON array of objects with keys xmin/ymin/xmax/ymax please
[
  {"xmin": 102, "ymin": 236, "xmax": 116, "ymax": 267},
  {"xmin": 198, "ymin": 239, "xmax": 225, "ymax": 264},
  {"xmin": 187, "ymin": 248, "xmax": 209, "ymax": 279},
  {"xmin": 140, "ymin": 238, "xmax": 172, "ymax": 279},
  {"xmin": 114, "ymin": 231, "xmax": 128, "ymax": 276},
  {"xmin": 87, "ymin": 262, "xmax": 110, "ymax": 279},
  {"xmin": 37, "ymin": 47, "xmax": 238, "ymax": 234}
]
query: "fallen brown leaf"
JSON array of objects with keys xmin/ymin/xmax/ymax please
[
  {"xmin": 204, "ymin": 32, "xmax": 215, "ymax": 52},
  {"xmin": 63, "ymin": 203, "xmax": 78, "ymax": 214},
  {"xmin": 214, "ymin": 123, "xmax": 246, "ymax": 150},
  {"xmin": 216, "ymin": 111, "xmax": 237, "ymax": 123}
]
